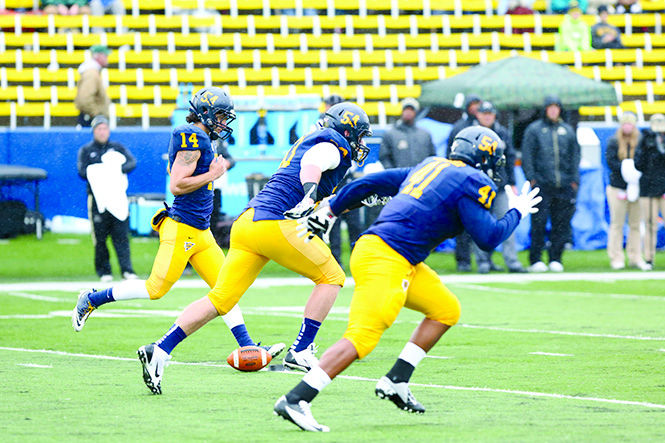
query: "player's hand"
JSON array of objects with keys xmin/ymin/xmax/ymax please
[
  {"xmin": 361, "ymin": 194, "xmax": 392, "ymax": 207},
  {"xmin": 505, "ymin": 182, "xmax": 542, "ymax": 220},
  {"xmin": 284, "ymin": 196, "xmax": 316, "ymax": 219},
  {"xmin": 209, "ymin": 156, "xmax": 227, "ymax": 180},
  {"xmin": 295, "ymin": 198, "xmax": 337, "ymax": 244}
]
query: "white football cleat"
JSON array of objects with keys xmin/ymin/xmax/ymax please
[
  {"xmin": 548, "ymin": 261, "xmax": 564, "ymax": 272},
  {"xmin": 273, "ymin": 395, "xmax": 329, "ymax": 432},
  {"xmin": 284, "ymin": 343, "xmax": 319, "ymax": 372},
  {"xmin": 375, "ymin": 376, "xmax": 425, "ymax": 413},
  {"xmin": 137, "ymin": 343, "xmax": 171, "ymax": 395}
]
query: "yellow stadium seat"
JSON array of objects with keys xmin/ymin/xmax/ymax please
[
  {"xmin": 346, "ymin": 68, "xmax": 374, "ymax": 82},
  {"xmin": 189, "ymin": 15, "xmax": 217, "ymax": 30},
  {"xmin": 244, "ymin": 68, "xmax": 273, "ymax": 83},
  {"xmin": 448, "ymin": 16, "xmax": 475, "ymax": 32},
  {"xmin": 142, "ymin": 70, "xmax": 171, "ymax": 83},
  {"xmin": 621, "ymin": 34, "xmax": 646, "ymax": 48},
  {"xmin": 396, "ymin": 0, "xmax": 425, "ymax": 12},
  {"xmin": 290, "ymin": 50, "xmax": 320, "ymax": 66},
  {"xmin": 620, "ymin": 82, "xmax": 648, "ymax": 99},
  {"xmin": 485, "ymin": 50, "xmax": 516, "ymax": 63},
  {"xmin": 0, "ymin": 87, "xmax": 19, "ymax": 101},
  {"xmin": 104, "ymin": 34, "xmax": 135, "ymax": 48},
  {"xmin": 73, "ymin": 34, "xmax": 103, "ymax": 48},
  {"xmin": 456, "ymin": 50, "xmax": 483, "ymax": 65},
  {"xmin": 307, "ymin": 34, "xmax": 335, "ymax": 49},
  {"xmin": 580, "ymin": 50, "xmax": 606, "ymax": 65},
  {"xmin": 57, "ymin": 86, "xmax": 77, "ymax": 101},
  {"xmin": 597, "ymin": 67, "xmax": 628, "ymax": 81},
  {"xmin": 278, "ymin": 68, "xmax": 306, "ymax": 83},
  {"xmin": 416, "ymin": 16, "xmax": 446, "ymax": 32},
  {"xmin": 4, "ymin": 34, "xmax": 34, "ymax": 50},
  {"xmin": 22, "ymin": 87, "xmax": 52, "ymax": 101},
  {"xmin": 174, "ymin": 69, "xmax": 206, "ymax": 83},
  {"xmin": 310, "ymin": 68, "xmax": 344, "ymax": 83},
  {"xmin": 207, "ymin": 34, "xmax": 235, "ymax": 49},
  {"xmin": 286, "ymin": 16, "xmax": 315, "ymax": 32},
  {"xmin": 637, "ymin": 101, "xmax": 665, "ymax": 115},
  {"xmin": 412, "ymin": 66, "xmax": 442, "ymax": 81},
  {"xmin": 327, "ymin": 51, "xmax": 354, "ymax": 65},
  {"xmin": 260, "ymin": 50, "xmax": 290, "ymax": 66},
  {"xmin": 403, "ymin": 34, "xmax": 432, "ymax": 49},
  {"xmin": 435, "ymin": 34, "xmax": 463, "ymax": 49},
  {"xmin": 467, "ymin": 33, "xmax": 493, "ymax": 49},
  {"xmin": 498, "ymin": 34, "xmax": 525, "ymax": 50},
  {"xmin": 424, "ymin": 50, "xmax": 451, "ymax": 65},
  {"xmin": 38, "ymin": 34, "xmax": 67, "ymax": 49},
  {"xmin": 362, "ymin": 85, "xmax": 391, "ymax": 100},
  {"xmin": 220, "ymin": 16, "xmax": 249, "ymax": 32},
  {"xmin": 372, "ymin": 34, "xmax": 401, "ymax": 50},
  {"xmin": 40, "ymin": 69, "xmax": 71, "ymax": 83},
  {"xmin": 0, "ymin": 103, "xmax": 11, "ymax": 117},
  {"xmin": 50, "ymin": 103, "xmax": 78, "ymax": 117},
  {"xmin": 339, "ymin": 35, "xmax": 370, "ymax": 50},
  {"xmin": 392, "ymin": 50, "xmax": 420, "ymax": 65},
  {"xmin": 632, "ymin": 66, "xmax": 661, "ymax": 81},
  {"xmin": 353, "ymin": 16, "xmax": 380, "ymax": 31},
  {"xmin": 546, "ymin": 51, "xmax": 575, "ymax": 65},
  {"xmin": 107, "ymin": 69, "xmax": 144, "ymax": 85},
  {"xmin": 480, "ymin": 15, "xmax": 505, "ymax": 32},
  {"xmin": 5, "ymin": 0, "xmax": 35, "ymax": 8},
  {"xmin": 318, "ymin": 16, "xmax": 346, "ymax": 32},
  {"xmin": 643, "ymin": 49, "xmax": 665, "ymax": 64},
  {"xmin": 225, "ymin": 51, "xmax": 255, "ymax": 66},
  {"xmin": 53, "ymin": 15, "xmax": 84, "ymax": 29},
  {"xmin": 15, "ymin": 103, "xmax": 45, "ymax": 117},
  {"xmin": 378, "ymin": 66, "xmax": 407, "ymax": 82},
  {"xmin": 611, "ymin": 48, "xmax": 638, "ymax": 65},
  {"xmin": 16, "ymin": 15, "xmax": 48, "ymax": 31},
  {"xmin": 88, "ymin": 15, "xmax": 117, "ymax": 30},
  {"xmin": 273, "ymin": 34, "xmax": 301, "ymax": 49},
  {"xmin": 140, "ymin": 33, "xmax": 170, "ymax": 47},
  {"xmin": 530, "ymin": 34, "xmax": 556, "ymax": 49},
  {"xmin": 631, "ymin": 13, "xmax": 661, "ymax": 28},
  {"xmin": 158, "ymin": 50, "xmax": 188, "ymax": 65},
  {"xmin": 240, "ymin": 34, "xmax": 269, "ymax": 49},
  {"xmin": 357, "ymin": 50, "xmax": 387, "ymax": 65},
  {"xmin": 384, "ymin": 16, "xmax": 411, "ymax": 32},
  {"xmin": 21, "ymin": 51, "xmax": 52, "ymax": 66},
  {"xmin": 396, "ymin": 84, "xmax": 421, "ymax": 98},
  {"xmin": 208, "ymin": 68, "xmax": 243, "ymax": 83}
]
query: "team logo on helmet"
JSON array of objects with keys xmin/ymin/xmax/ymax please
[
  {"xmin": 189, "ymin": 87, "xmax": 236, "ymax": 141},
  {"xmin": 450, "ymin": 126, "xmax": 506, "ymax": 181},
  {"xmin": 322, "ymin": 102, "xmax": 373, "ymax": 165}
]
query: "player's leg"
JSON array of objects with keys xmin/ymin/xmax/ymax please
[
  {"xmin": 275, "ymin": 235, "xmax": 411, "ymax": 431},
  {"xmin": 73, "ymin": 218, "xmax": 193, "ymax": 332},
  {"xmin": 266, "ymin": 218, "xmax": 345, "ymax": 370},
  {"xmin": 376, "ymin": 262, "xmax": 461, "ymax": 413},
  {"xmin": 188, "ymin": 230, "xmax": 285, "ymax": 356}
]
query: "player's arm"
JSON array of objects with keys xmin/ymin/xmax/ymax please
[
  {"xmin": 458, "ymin": 196, "xmax": 521, "ymax": 251},
  {"xmin": 329, "ymin": 167, "xmax": 411, "ymax": 215},
  {"xmin": 284, "ymin": 142, "xmax": 340, "ymax": 218},
  {"xmin": 169, "ymin": 149, "xmax": 226, "ymax": 196}
]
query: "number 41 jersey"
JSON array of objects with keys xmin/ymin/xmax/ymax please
[
  {"xmin": 167, "ymin": 124, "xmax": 216, "ymax": 230},
  {"xmin": 365, "ymin": 157, "xmax": 519, "ymax": 265}
]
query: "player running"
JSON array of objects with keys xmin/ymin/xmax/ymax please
[
  {"xmin": 136, "ymin": 102, "xmax": 373, "ymax": 392},
  {"xmin": 273, "ymin": 126, "xmax": 542, "ymax": 432},
  {"xmin": 71, "ymin": 87, "xmax": 284, "ymax": 393}
]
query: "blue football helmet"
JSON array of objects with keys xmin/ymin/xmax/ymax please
[
  {"xmin": 189, "ymin": 87, "xmax": 236, "ymax": 141},
  {"xmin": 322, "ymin": 102, "xmax": 372, "ymax": 164},
  {"xmin": 449, "ymin": 126, "xmax": 506, "ymax": 181}
]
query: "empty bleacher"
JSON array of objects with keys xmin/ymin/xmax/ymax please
[{"xmin": 2, "ymin": 0, "xmax": 665, "ymax": 126}]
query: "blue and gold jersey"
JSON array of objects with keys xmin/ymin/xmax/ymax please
[
  {"xmin": 248, "ymin": 128, "xmax": 353, "ymax": 220},
  {"xmin": 167, "ymin": 124, "xmax": 216, "ymax": 230},
  {"xmin": 330, "ymin": 157, "xmax": 521, "ymax": 265}
]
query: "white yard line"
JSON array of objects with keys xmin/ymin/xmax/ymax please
[
  {"xmin": 1, "ymin": 346, "xmax": 663, "ymax": 410},
  {"xmin": 454, "ymin": 283, "xmax": 665, "ymax": 302},
  {"xmin": 529, "ymin": 352, "xmax": 574, "ymax": 357},
  {"xmin": 17, "ymin": 363, "xmax": 52, "ymax": 368},
  {"xmin": 3, "ymin": 292, "xmax": 66, "ymax": 302},
  {"xmin": 425, "ymin": 355, "xmax": 453, "ymax": 359},
  {"xmin": 1, "ymin": 308, "xmax": 663, "ymax": 341},
  {"xmin": 1, "ymin": 271, "xmax": 665, "ymax": 293}
]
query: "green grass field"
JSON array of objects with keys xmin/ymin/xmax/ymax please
[{"xmin": 1, "ymin": 234, "xmax": 665, "ymax": 441}]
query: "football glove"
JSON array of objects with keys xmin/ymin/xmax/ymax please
[
  {"xmin": 295, "ymin": 199, "xmax": 337, "ymax": 244},
  {"xmin": 505, "ymin": 182, "xmax": 542, "ymax": 220},
  {"xmin": 361, "ymin": 194, "xmax": 392, "ymax": 207},
  {"xmin": 284, "ymin": 184, "xmax": 318, "ymax": 220}
]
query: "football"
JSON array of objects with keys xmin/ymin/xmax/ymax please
[{"xmin": 227, "ymin": 345, "xmax": 272, "ymax": 372}]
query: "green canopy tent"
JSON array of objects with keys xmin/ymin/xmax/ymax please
[{"xmin": 419, "ymin": 55, "xmax": 618, "ymax": 110}]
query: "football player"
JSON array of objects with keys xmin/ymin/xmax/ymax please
[
  {"xmin": 273, "ymin": 126, "xmax": 542, "ymax": 432},
  {"xmin": 136, "ymin": 102, "xmax": 373, "ymax": 391},
  {"xmin": 72, "ymin": 88, "xmax": 284, "ymax": 393}
]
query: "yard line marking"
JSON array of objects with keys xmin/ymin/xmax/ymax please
[
  {"xmin": 17, "ymin": 363, "xmax": 52, "ymax": 368},
  {"xmin": 2, "ymin": 271, "xmax": 665, "ymax": 293},
  {"xmin": 458, "ymin": 324, "xmax": 665, "ymax": 341},
  {"xmin": 1, "ymin": 346, "xmax": 663, "ymax": 411},
  {"xmin": 3, "ymin": 292, "xmax": 65, "ymax": 302},
  {"xmin": 454, "ymin": 283, "xmax": 665, "ymax": 302},
  {"xmin": 529, "ymin": 352, "xmax": 574, "ymax": 357},
  {"xmin": 425, "ymin": 355, "xmax": 453, "ymax": 359},
  {"xmin": 2, "ymin": 309, "xmax": 664, "ymax": 342}
]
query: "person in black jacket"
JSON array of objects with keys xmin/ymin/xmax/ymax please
[
  {"xmin": 521, "ymin": 95, "xmax": 580, "ymax": 272},
  {"xmin": 77, "ymin": 116, "xmax": 137, "ymax": 282},
  {"xmin": 448, "ymin": 94, "xmax": 482, "ymax": 272},
  {"xmin": 472, "ymin": 101, "xmax": 526, "ymax": 273},
  {"xmin": 635, "ymin": 113, "xmax": 665, "ymax": 267},
  {"xmin": 605, "ymin": 111, "xmax": 649, "ymax": 270}
]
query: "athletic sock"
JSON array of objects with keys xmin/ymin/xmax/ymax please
[
  {"xmin": 230, "ymin": 324, "xmax": 255, "ymax": 347},
  {"xmin": 387, "ymin": 342, "xmax": 427, "ymax": 383},
  {"xmin": 88, "ymin": 288, "xmax": 114, "ymax": 308},
  {"xmin": 292, "ymin": 317, "xmax": 322, "ymax": 352},
  {"xmin": 286, "ymin": 366, "xmax": 331, "ymax": 403},
  {"xmin": 155, "ymin": 324, "xmax": 187, "ymax": 355}
]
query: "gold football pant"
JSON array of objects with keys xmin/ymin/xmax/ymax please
[
  {"xmin": 343, "ymin": 234, "xmax": 461, "ymax": 359},
  {"xmin": 207, "ymin": 208, "xmax": 345, "ymax": 315},
  {"xmin": 145, "ymin": 216, "xmax": 224, "ymax": 299}
]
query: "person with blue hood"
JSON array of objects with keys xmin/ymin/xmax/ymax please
[{"xmin": 521, "ymin": 95, "xmax": 580, "ymax": 273}]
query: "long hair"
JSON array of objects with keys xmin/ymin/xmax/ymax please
[
  {"xmin": 185, "ymin": 112, "xmax": 200, "ymax": 124},
  {"xmin": 615, "ymin": 125, "xmax": 640, "ymax": 160}
]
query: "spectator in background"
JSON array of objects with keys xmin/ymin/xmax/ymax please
[
  {"xmin": 42, "ymin": 0, "xmax": 91, "ymax": 15},
  {"xmin": 504, "ymin": 0, "xmax": 536, "ymax": 34},
  {"xmin": 379, "ymin": 98, "xmax": 436, "ymax": 169},
  {"xmin": 550, "ymin": 0, "xmax": 588, "ymax": 13},
  {"xmin": 447, "ymin": 94, "xmax": 482, "ymax": 272},
  {"xmin": 77, "ymin": 116, "xmax": 137, "ymax": 282},
  {"xmin": 75, "ymin": 45, "xmax": 111, "ymax": 129},
  {"xmin": 635, "ymin": 113, "xmax": 665, "ymax": 269},
  {"xmin": 522, "ymin": 95, "xmax": 580, "ymax": 273},
  {"xmin": 591, "ymin": 5, "xmax": 624, "ymax": 49},
  {"xmin": 605, "ymin": 111, "xmax": 649, "ymax": 270},
  {"xmin": 90, "ymin": 0, "xmax": 125, "ymax": 15},
  {"xmin": 556, "ymin": 2, "xmax": 592, "ymax": 51},
  {"xmin": 472, "ymin": 102, "xmax": 527, "ymax": 273},
  {"xmin": 615, "ymin": 0, "xmax": 641, "ymax": 14}
]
